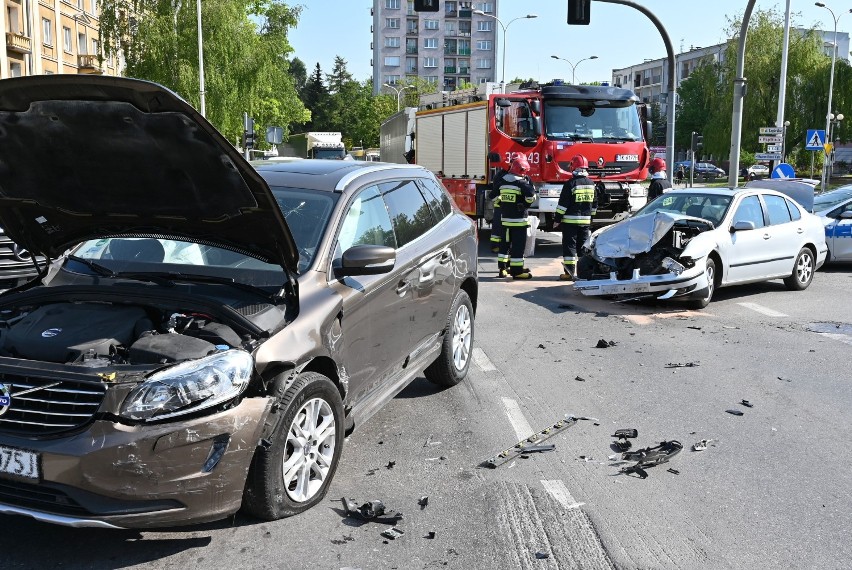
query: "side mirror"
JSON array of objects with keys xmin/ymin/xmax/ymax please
[
  {"xmin": 488, "ymin": 151, "xmax": 501, "ymax": 164},
  {"xmin": 645, "ymin": 120, "xmax": 653, "ymax": 140},
  {"xmin": 494, "ymin": 98, "xmax": 512, "ymax": 108},
  {"xmin": 840, "ymin": 210, "xmax": 852, "ymax": 219},
  {"xmin": 530, "ymin": 100, "xmax": 541, "ymax": 115},
  {"xmin": 335, "ymin": 245, "xmax": 395, "ymax": 277},
  {"xmin": 730, "ymin": 220, "xmax": 756, "ymax": 232}
]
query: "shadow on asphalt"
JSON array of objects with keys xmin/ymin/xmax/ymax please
[{"xmin": 395, "ymin": 376, "xmax": 444, "ymax": 399}]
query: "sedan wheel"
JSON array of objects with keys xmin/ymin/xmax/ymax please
[
  {"xmin": 425, "ymin": 289, "xmax": 475, "ymax": 387},
  {"xmin": 784, "ymin": 248, "xmax": 815, "ymax": 291},
  {"xmin": 242, "ymin": 372, "xmax": 344, "ymax": 520},
  {"xmin": 687, "ymin": 258, "xmax": 716, "ymax": 309}
]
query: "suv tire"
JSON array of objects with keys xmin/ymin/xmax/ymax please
[
  {"xmin": 425, "ymin": 289, "xmax": 474, "ymax": 387},
  {"xmin": 242, "ymin": 371, "xmax": 344, "ymax": 520}
]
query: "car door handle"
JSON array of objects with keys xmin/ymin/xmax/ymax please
[
  {"xmin": 797, "ymin": 228, "xmax": 804, "ymax": 234},
  {"xmin": 763, "ymin": 234, "xmax": 771, "ymax": 240},
  {"xmin": 396, "ymin": 281, "xmax": 410, "ymax": 296},
  {"xmin": 439, "ymin": 250, "xmax": 453, "ymax": 265}
]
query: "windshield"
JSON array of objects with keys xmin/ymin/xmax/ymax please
[
  {"xmin": 635, "ymin": 192, "xmax": 734, "ymax": 227},
  {"xmin": 814, "ymin": 186, "xmax": 852, "ymax": 211},
  {"xmin": 314, "ymin": 148, "xmax": 345, "ymax": 160},
  {"xmin": 70, "ymin": 238, "xmax": 286, "ymax": 287},
  {"xmin": 270, "ymin": 187, "xmax": 339, "ymax": 272},
  {"xmin": 544, "ymin": 100, "xmax": 642, "ymax": 142}
]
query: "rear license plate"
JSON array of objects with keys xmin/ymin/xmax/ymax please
[{"xmin": 0, "ymin": 445, "xmax": 40, "ymax": 480}]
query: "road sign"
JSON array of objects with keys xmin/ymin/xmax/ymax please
[
  {"xmin": 766, "ymin": 144, "xmax": 783, "ymax": 152},
  {"xmin": 755, "ymin": 152, "xmax": 783, "ymax": 161},
  {"xmin": 759, "ymin": 135, "xmax": 782, "ymax": 144},
  {"xmin": 806, "ymin": 129, "xmax": 826, "ymax": 150},
  {"xmin": 824, "ymin": 142, "xmax": 833, "ymax": 157},
  {"xmin": 771, "ymin": 163, "xmax": 795, "ymax": 179},
  {"xmin": 759, "ymin": 127, "xmax": 784, "ymax": 134}
]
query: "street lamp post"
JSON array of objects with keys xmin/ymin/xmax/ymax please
[
  {"xmin": 815, "ymin": 2, "xmax": 851, "ymax": 189},
  {"xmin": 782, "ymin": 120, "xmax": 791, "ymax": 162},
  {"xmin": 550, "ymin": 54, "xmax": 599, "ymax": 85},
  {"xmin": 829, "ymin": 112, "xmax": 844, "ymax": 179},
  {"xmin": 473, "ymin": 10, "xmax": 537, "ymax": 93},
  {"xmin": 383, "ymin": 83, "xmax": 411, "ymax": 112},
  {"xmin": 196, "ymin": 0, "xmax": 206, "ymax": 117}
]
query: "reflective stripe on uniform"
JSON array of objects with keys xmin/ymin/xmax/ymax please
[
  {"xmin": 510, "ymin": 260, "xmax": 525, "ymax": 267},
  {"xmin": 563, "ymin": 257, "xmax": 578, "ymax": 267},
  {"xmin": 555, "ymin": 205, "xmax": 567, "ymax": 215},
  {"xmin": 497, "ymin": 253, "xmax": 509, "ymax": 262},
  {"xmin": 561, "ymin": 215, "xmax": 591, "ymax": 224},
  {"xmin": 502, "ymin": 217, "xmax": 529, "ymax": 227},
  {"xmin": 490, "ymin": 235, "xmax": 501, "ymax": 243},
  {"xmin": 573, "ymin": 184, "xmax": 596, "ymax": 203}
]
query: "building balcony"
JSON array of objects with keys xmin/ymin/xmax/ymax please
[
  {"xmin": 459, "ymin": 67, "xmax": 470, "ymax": 75},
  {"xmin": 6, "ymin": 32, "xmax": 32, "ymax": 54},
  {"xmin": 406, "ymin": 47, "xmax": 418, "ymax": 54},
  {"xmin": 406, "ymin": 29, "xmax": 418, "ymax": 36},
  {"xmin": 457, "ymin": 49, "xmax": 471, "ymax": 55},
  {"xmin": 77, "ymin": 54, "xmax": 104, "ymax": 74},
  {"xmin": 458, "ymin": 32, "xmax": 471, "ymax": 37},
  {"xmin": 444, "ymin": 66, "xmax": 457, "ymax": 74},
  {"xmin": 459, "ymin": 9, "xmax": 472, "ymax": 18}
]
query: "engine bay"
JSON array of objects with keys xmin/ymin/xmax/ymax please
[{"xmin": 0, "ymin": 301, "xmax": 248, "ymax": 367}]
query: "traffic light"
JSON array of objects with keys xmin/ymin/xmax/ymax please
[
  {"xmin": 691, "ymin": 132, "xmax": 703, "ymax": 150},
  {"xmin": 243, "ymin": 119, "xmax": 256, "ymax": 150},
  {"xmin": 414, "ymin": 0, "xmax": 439, "ymax": 12},
  {"xmin": 567, "ymin": 0, "xmax": 591, "ymax": 25}
]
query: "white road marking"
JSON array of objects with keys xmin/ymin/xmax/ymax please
[
  {"xmin": 500, "ymin": 397, "xmax": 534, "ymax": 441},
  {"xmin": 472, "ymin": 347, "xmax": 497, "ymax": 371},
  {"xmin": 737, "ymin": 302, "xmax": 788, "ymax": 317},
  {"xmin": 815, "ymin": 332, "xmax": 852, "ymax": 346},
  {"xmin": 541, "ymin": 479, "xmax": 585, "ymax": 510}
]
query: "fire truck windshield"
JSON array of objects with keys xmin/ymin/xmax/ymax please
[{"xmin": 544, "ymin": 100, "xmax": 643, "ymax": 143}]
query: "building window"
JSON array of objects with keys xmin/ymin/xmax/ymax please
[
  {"xmin": 78, "ymin": 32, "xmax": 87, "ymax": 54},
  {"xmin": 477, "ymin": 40, "xmax": 492, "ymax": 50},
  {"xmin": 423, "ymin": 75, "xmax": 439, "ymax": 84},
  {"xmin": 77, "ymin": 0, "xmax": 84, "ymax": 9},
  {"xmin": 385, "ymin": 0, "xmax": 400, "ymax": 8},
  {"xmin": 386, "ymin": 18, "xmax": 400, "ymax": 29},
  {"xmin": 424, "ymin": 38, "xmax": 437, "ymax": 49},
  {"xmin": 477, "ymin": 2, "xmax": 495, "ymax": 13},
  {"xmin": 63, "ymin": 27, "xmax": 72, "ymax": 53},
  {"xmin": 406, "ymin": 57, "xmax": 417, "ymax": 73},
  {"xmin": 42, "ymin": 18, "xmax": 53, "ymax": 47},
  {"xmin": 10, "ymin": 62, "xmax": 23, "ymax": 78},
  {"xmin": 477, "ymin": 21, "xmax": 492, "ymax": 32},
  {"xmin": 384, "ymin": 56, "xmax": 401, "ymax": 67},
  {"xmin": 424, "ymin": 19, "xmax": 439, "ymax": 30},
  {"xmin": 478, "ymin": 76, "xmax": 490, "ymax": 84},
  {"xmin": 385, "ymin": 75, "xmax": 401, "ymax": 84},
  {"xmin": 407, "ymin": 0, "xmax": 415, "ymax": 15},
  {"xmin": 90, "ymin": 0, "xmax": 97, "ymax": 14},
  {"xmin": 445, "ymin": 21, "xmax": 456, "ymax": 35},
  {"xmin": 477, "ymin": 58, "xmax": 491, "ymax": 69},
  {"xmin": 92, "ymin": 38, "xmax": 99, "ymax": 55},
  {"xmin": 445, "ymin": 1, "xmax": 457, "ymax": 14},
  {"xmin": 385, "ymin": 36, "xmax": 401, "ymax": 48},
  {"xmin": 423, "ymin": 57, "xmax": 438, "ymax": 68}
]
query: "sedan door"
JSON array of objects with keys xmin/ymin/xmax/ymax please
[
  {"xmin": 760, "ymin": 194, "xmax": 802, "ymax": 276},
  {"xmin": 724, "ymin": 194, "xmax": 775, "ymax": 283},
  {"xmin": 826, "ymin": 202, "xmax": 852, "ymax": 261}
]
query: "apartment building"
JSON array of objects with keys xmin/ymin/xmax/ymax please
[
  {"xmin": 2, "ymin": 0, "xmax": 121, "ymax": 79},
  {"xmin": 612, "ymin": 29, "xmax": 850, "ymax": 113},
  {"xmin": 371, "ymin": 0, "xmax": 498, "ymax": 94}
]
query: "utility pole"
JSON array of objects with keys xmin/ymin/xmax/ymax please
[
  {"xmin": 727, "ymin": 0, "xmax": 758, "ymax": 188},
  {"xmin": 196, "ymin": 0, "xmax": 206, "ymax": 117},
  {"xmin": 773, "ymin": 0, "xmax": 792, "ymax": 171}
]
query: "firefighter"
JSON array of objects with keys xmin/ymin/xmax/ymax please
[
  {"xmin": 494, "ymin": 155, "xmax": 535, "ymax": 279},
  {"xmin": 555, "ymin": 155, "xmax": 597, "ymax": 281},
  {"xmin": 647, "ymin": 157, "xmax": 672, "ymax": 201},
  {"xmin": 487, "ymin": 166, "xmax": 507, "ymax": 253}
]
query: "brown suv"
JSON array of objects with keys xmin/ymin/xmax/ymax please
[{"xmin": 0, "ymin": 76, "xmax": 478, "ymax": 528}]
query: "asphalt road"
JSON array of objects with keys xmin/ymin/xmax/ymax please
[{"xmin": 2, "ymin": 233, "xmax": 851, "ymax": 570}]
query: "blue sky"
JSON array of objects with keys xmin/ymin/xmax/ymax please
[{"xmin": 288, "ymin": 0, "xmax": 850, "ymax": 84}]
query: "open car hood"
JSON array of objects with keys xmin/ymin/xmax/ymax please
[
  {"xmin": 0, "ymin": 75, "xmax": 298, "ymax": 272},
  {"xmin": 745, "ymin": 179, "xmax": 816, "ymax": 212},
  {"xmin": 591, "ymin": 212, "xmax": 713, "ymax": 258}
]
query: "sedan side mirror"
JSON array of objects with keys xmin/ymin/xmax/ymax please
[
  {"xmin": 840, "ymin": 210, "xmax": 852, "ymax": 219},
  {"xmin": 335, "ymin": 245, "xmax": 395, "ymax": 278},
  {"xmin": 730, "ymin": 220, "xmax": 756, "ymax": 232}
]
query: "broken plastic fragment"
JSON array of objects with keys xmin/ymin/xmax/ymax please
[
  {"xmin": 342, "ymin": 498, "xmax": 403, "ymax": 524},
  {"xmin": 726, "ymin": 409, "xmax": 744, "ymax": 416},
  {"xmin": 595, "ymin": 339, "xmax": 616, "ymax": 348},
  {"xmin": 574, "ymin": 375, "xmax": 586, "ymax": 382},
  {"xmin": 386, "ymin": 461, "xmax": 396, "ymax": 469},
  {"xmin": 381, "ymin": 527, "xmax": 404, "ymax": 540},
  {"xmin": 418, "ymin": 496, "xmax": 429, "ymax": 508},
  {"xmin": 535, "ymin": 551, "xmax": 550, "ymax": 559},
  {"xmin": 665, "ymin": 362, "xmax": 699, "ymax": 368},
  {"xmin": 692, "ymin": 439, "xmax": 714, "ymax": 452},
  {"xmin": 620, "ymin": 440, "xmax": 682, "ymax": 478},
  {"xmin": 740, "ymin": 399, "xmax": 754, "ymax": 408},
  {"xmin": 667, "ymin": 468, "xmax": 680, "ymax": 475},
  {"xmin": 425, "ymin": 531, "xmax": 436, "ymax": 539}
]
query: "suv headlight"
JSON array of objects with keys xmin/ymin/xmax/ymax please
[{"xmin": 120, "ymin": 350, "xmax": 253, "ymax": 422}]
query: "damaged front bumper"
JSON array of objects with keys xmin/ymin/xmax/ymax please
[
  {"xmin": 0, "ymin": 397, "xmax": 272, "ymax": 529},
  {"xmin": 573, "ymin": 261, "xmax": 709, "ymax": 299}
]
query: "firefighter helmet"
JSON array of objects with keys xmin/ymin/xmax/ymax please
[
  {"xmin": 570, "ymin": 155, "xmax": 589, "ymax": 171},
  {"xmin": 509, "ymin": 155, "xmax": 530, "ymax": 175},
  {"xmin": 649, "ymin": 157, "xmax": 667, "ymax": 173}
]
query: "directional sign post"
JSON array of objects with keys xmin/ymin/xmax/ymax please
[
  {"xmin": 759, "ymin": 135, "xmax": 782, "ymax": 144},
  {"xmin": 759, "ymin": 127, "xmax": 784, "ymax": 135},
  {"xmin": 755, "ymin": 152, "xmax": 782, "ymax": 161},
  {"xmin": 806, "ymin": 129, "xmax": 826, "ymax": 150}
]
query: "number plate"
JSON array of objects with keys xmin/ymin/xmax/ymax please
[
  {"xmin": 616, "ymin": 154, "xmax": 639, "ymax": 162},
  {"xmin": 603, "ymin": 283, "xmax": 650, "ymax": 294},
  {"xmin": 0, "ymin": 445, "xmax": 40, "ymax": 480}
]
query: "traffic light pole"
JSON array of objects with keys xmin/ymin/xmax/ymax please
[{"xmin": 594, "ymin": 1, "xmax": 676, "ymax": 183}]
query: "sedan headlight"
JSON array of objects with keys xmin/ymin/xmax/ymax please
[
  {"xmin": 661, "ymin": 257, "xmax": 686, "ymax": 275},
  {"xmin": 120, "ymin": 350, "xmax": 254, "ymax": 421}
]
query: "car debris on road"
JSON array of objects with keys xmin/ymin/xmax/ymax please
[
  {"xmin": 619, "ymin": 440, "xmax": 683, "ymax": 479},
  {"xmin": 612, "ymin": 428, "xmax": 638, "ymax": 451},
  {"xmin": 481, "ymin": 415, "xmax": 596, "ymax": 468},
  {"xmin": 342, "ymin": 498, "xmax": 403, "ymax": 524}
]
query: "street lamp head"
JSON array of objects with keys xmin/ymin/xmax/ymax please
[
  {"xmin": 525, "ymin": 14, "xmax": 538, "ymax": 19},
  {"xmin": 589, "ymin": 55, "xmax": 599, "ymax": 60},
  {"xmin": 551, "ymin": 55, "xmax": 560, "ymax": 59},
  {"xmin": 838, "ymin": 113, "xmax": 845, "ymax": 121},
  {"xmin": 815, "ymin": 2, "xmax": 825, "ymax": 7},
  {"xmin": 473, "ymin": 9, "xmax": 485, "ymax": 15},
  {"xmin": 784, "ymin": 120, "xmax": 791, "ymax": 126}
]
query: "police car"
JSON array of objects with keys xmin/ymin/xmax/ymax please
[{"xmin": 814, "ymin": 185, "xmax": 852, "ymax": 262}]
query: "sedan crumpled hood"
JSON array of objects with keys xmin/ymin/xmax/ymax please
[
  {"xmin": 590, "ymin": 212, "xmax": 712, "ymax": 258},
  {"xmin": 0, "ymin": 75, "xmax": 298, "ymax": 272}
]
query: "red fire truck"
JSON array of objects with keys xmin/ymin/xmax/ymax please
[{"xmin": 410, "ymin": 81, "xmax": 651, "ymax": 229}]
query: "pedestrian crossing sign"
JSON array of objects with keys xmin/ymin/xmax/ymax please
[{"xmin": 806, "ymin": 129, "xmax": 826, "ymax": 151}]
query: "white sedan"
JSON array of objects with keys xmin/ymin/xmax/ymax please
[
  {"xmin": 813, "ymin": 185, "xmax": 852, "ymax": 262},
  {"xmin": 574, "ymin": 183, "xmax": 827, "ymax": 308}
]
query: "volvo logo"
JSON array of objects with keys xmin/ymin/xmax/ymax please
[
  {"xmin": 0, "ymin": 384, "xmax": 11, "ymax": 417},
  {"xmin": 41, "ymin": 328, "xmax": 62, "ymax": 338},
  {"xmin": 597, "ymin": 157, "xmax": 605, "ymax": 166},
  {"xmin": 12, "ymin": 244, "xmax": 32, "ymax": 262}
]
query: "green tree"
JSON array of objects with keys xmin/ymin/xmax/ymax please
[
  {"xmin": 300, "ymin": 63, "xmax": 330, "ymax": 131},
  {"xmin": 98, "ymin": 0, "xmax": 309, "ymax": 144},
  {"xmin": 289, "ymin": 57, "xmax": 308, "ymax": 95}
]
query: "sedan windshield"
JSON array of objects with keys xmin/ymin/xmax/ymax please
[
  {"xmin": 544, "ymin": 100, "xmax": 642, "ymax": 142},
  {"xmin": 270, "ymin": 187, "xmax": 339, "ymax": 272},
  {"xmin": 635, "ymin": 193, "xmax": 734, "ymax": 227},
  {"xmin": 814, "ymin": 186, "xmax": 852, "ymax": 212}
]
